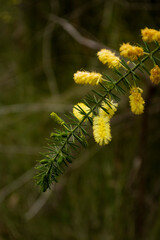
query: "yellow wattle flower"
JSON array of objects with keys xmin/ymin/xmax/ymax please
[
  {"xmin": 150, "ymin": 65, "xmax": 160, "ymax": 85},
  {"xmin": 141, "ymin": 27, "xmax": 160, "ymax": 43},
  {"xmin": 129, "ymin": 87, "xmax": 145, "ymax": 115},
  {"xmin": 97, "ymin": 49, "xmax": 120, "ymax": 69},
  {"xmin": 93, "ymin": 115, "xmax": 112, "ymax": 146},
  {"xmin": 73, "ymin": 102, "xmax": 92, "ymax": 121},
  {"xmin": 99, "ymin": 100, "xmax": 118, "ymax": 119},
  {"xmin": 74, "ymin": 71, "xmax": 102, "ymax": 85},
  {"xmin": 154, "ymin": 31, "xmax": 160, "ymax": 43},
  {"xmin": 119, "ymin": 43, "xmax": 144, "ymax": 61}
]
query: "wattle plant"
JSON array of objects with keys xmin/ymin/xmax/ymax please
[{"xmin": 35, "ymin": 27, "xmax": 160, "ymax": 192}]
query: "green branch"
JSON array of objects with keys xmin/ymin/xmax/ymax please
[{"xmin": 36, "ymin": 43, "xmax": 160, "ymax": 192}]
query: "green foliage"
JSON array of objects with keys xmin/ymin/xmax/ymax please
[
  {"xmin": 36, "ymin": 42, "xmax": 160, "ymax": 192},
  {"xmin": 1, "ymin": 1, "xmax": 160, "ymax": 239}
]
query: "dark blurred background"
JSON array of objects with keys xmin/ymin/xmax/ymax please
[{"xmin": 0, "ymin": 0, "xmax": 160, "ymax": 239}]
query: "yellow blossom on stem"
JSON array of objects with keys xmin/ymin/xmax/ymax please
[
  {"xmin": 99, "ymin": 99, "xmax": 118, "ymax": 119},
  {"xmin": 119, "ymin": 43, "xmax": 144, "ymax": 61},
  {"xmin": 129, "ymin": 87, "xmax": 145, "ymax": 115},
  {"xmin": 154, "ymin": 31, "xmax": 160, "ymax": 43},
  {"xmin": 150, "ymin": 65, "xmax": 160, "ymax": 85},
  {"xmin": 74, "ymin": 71, "xmax": 102, "ymax": 85},
  {"xmin": 141, "ymin": 27, "xmax": 160, "ymax": 43},
  {"xmin": 93, "ymin": 115, "xmax": 112, "ymax": 146},
  {"xmin": 73, "ymin": 103, "xmax": 92, "ymax": 121},
  {"xmin": 97, "ymin": 49, "xmax": 121, "ymax": 69}
]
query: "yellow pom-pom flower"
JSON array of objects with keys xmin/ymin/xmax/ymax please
[
  {"xmin": 73, "ymin": 102, "xmax": 92, "ymax": 121},
  {"xmin": 154, "ymin": 31, "xmax": 160, "ymax": 43},
  {"xmin": 74, "ymin": 71, "xmax": 102, "ymax": 85},
  {"xmin": 129, "ymin": 87, "xmax": 145, "ymax": 115},
  {"xmin": 141, "ymin": 27, "xmax": 160, "ymax": 43},
  {"xmin": 97, "ymin": 49, "xmax": 121, "ymax": 69},
  {"xmin": 99, "ymin": 99, "xmax": 118, "ymax": 119},
  {"xmin": 150, "ymin": 65, "xmax": 160, "ymax": 85},
  {"xmin": 119, "ymin": 43, "xmax": 144, "ymax": 61},
  {"xmin": 93, "ymin": 115, "xmax": 112, "ymax": 146}
]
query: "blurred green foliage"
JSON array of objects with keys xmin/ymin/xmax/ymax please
[{"xmin": 0, "ymin": 0, "xmax": 160, "ymax": 239}]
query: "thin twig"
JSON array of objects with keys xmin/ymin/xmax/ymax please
[
  {"xmin": 0, "ymin": 103, "xmax": 72, "ymax": 115},
  {"xmin": 49, "ymin": 14, "xmax": 107, "ymax": 50},
  {"xmin": 0, "ymin": 168, "xmax": 34, "ymax": 203},
  {"xmin": 24, "ymin": 189, "xmax": 52, "ymax": 221},
  {"xmin": 0, "ymin": 144, "xmax": 41, "ymax": 155}
]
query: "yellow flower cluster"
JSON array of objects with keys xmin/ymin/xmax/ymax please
[
  {"xmin": 150, "ymin": 65, "xmax": 160, "ymax": 85},
  {"xmin": 99, "ymin": 99, "xmax": 118, "ymax": 119},
  {"xmin": 119, "ymin": 43, "xmax": 144, "ymax": 61},
  {"xmin": 93, "ymin": 116, "xmax": 111, "ymax": 146},
  {"xmin": 74, "ymin": 71, "xmax": 102, "ymax": 85},
  {"xmin": 92, "ymin": 99, "xmax": 118, "ymax": 146},
  {"xmin": 129, "ymin": 87, "xmax": 145, "ymax": 115},
  {"xmin": 141, "ymin": 27, "xmax": 160, "ymax": 43},
  {"xmin": 73, "ymin": 103, "xmax": 92, "ymax": 121},
  {"xmin": 97, "ymin": 49, "xmax": 120, "ymax": 69},
  {"xmin": 72, "ymin": 27, "xmax": 159, "ymax": 147}
]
